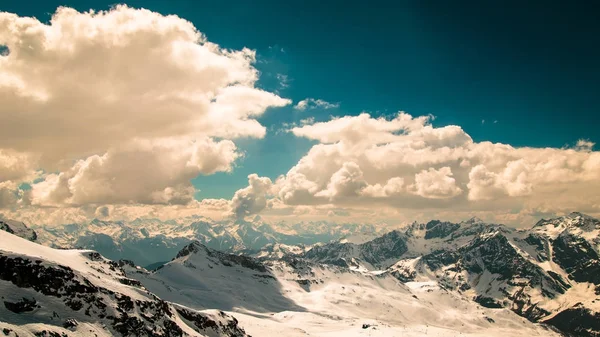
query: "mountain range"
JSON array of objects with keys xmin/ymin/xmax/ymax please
[
  {"xmin": 1, "ymin": 212, "xmax": 599, "ymax": 336},
  {"xmin": 32, "ymin": 218, "xmax": 381, "ymax": 268}
]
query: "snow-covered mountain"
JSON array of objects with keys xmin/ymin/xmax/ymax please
[
  {"xmin": 0, "ymin": 228, "xmax": 249, "ymax": 337},
  {"xmin": 0, "ymin": 218, "xmax": 37, "ymax": 241},
  {"xmin": 3, "ymin": 213, "xmax": 600, "ymax": 336},
  {"xmin": 301, "ymin": 212, "xmax": 600, "ymax": 337},
  {"xmin": 33, "ymin": 218, "xmax": 381, "ymax": 267},
  {"xmin": 123, "ymin": 240, "xmax": 558, "ymax": 337}
]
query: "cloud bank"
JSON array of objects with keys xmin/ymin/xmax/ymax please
[
  {"xmin": 231, "ymin": 112, "xmax": 600, "ymax": 224},
  {"xmin": 0, "ymin": 5, "xmax": 289, "ymax": 209}
]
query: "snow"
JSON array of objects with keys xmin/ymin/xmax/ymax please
[
  {"xmin": 0, "ymin": 321, "xmax": 113, "ymax": 337},
  {"xmin": 126, "ymin": 243, "xmax": 560, "ymax": 337},
  {"xmin": 0, "ymin": 230, "xmax": 151, "ymax": 302},
  {"xmin": 5, "ymin": 213, "xmax": 600, "ymax": 337}
]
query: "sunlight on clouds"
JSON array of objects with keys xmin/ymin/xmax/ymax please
[
  {"xmin": 231, "ymin": 112, "xmax": 600, "ymax": 223},
  {"xmin": 0, "ymin": 6, "xmax": 598, "ymax": 226},
  {"xmin": 294, "ymin": 98, "xmax": 339, "ymax": 111},
  {"xmin": 0, "ymin": 5, "xmax": 289, "ymax": 207}
]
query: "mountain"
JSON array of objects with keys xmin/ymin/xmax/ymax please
[
  {"xmin": 33, "ymin": 218, "xmax": 382, "ymax": 266},
  {"xmin": 0, "ymin": 218, "xmax": 37, "ymax": 241},
  {"xmin": 121, "ymin": 241, "xmax": 558, "ymax": 337},
  {"xmin": 4, "ymin": 213, "xmax": 599, "ymax": 336},
  {"xmin": 302, "ymin": 212, "xmax": 600, "ymax": 337},
  {"xmin": 0, "ymin": 227, "xmax": 248, "ymax": 337},
  {"xmin": 302, "ymin": 230, "xmax": 408, "ymax": 270}
]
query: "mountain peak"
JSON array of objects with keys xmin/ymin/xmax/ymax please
[
  {"xmin": 532, "ymin": 212, "xmax": 600, "ymax": 238},
  {"xmin": 89, "ymin": 218, "xmax": 124, "ymax": 227},
  {"xmin": 566, "ymin": 211, "xmax": 597, "ymax": 221},
  {"xmin": 0, "ymin": 218, "xmax": 37, "ymax": 241},
  {"xmin": 175, "ymin": 240, "xmax": 207, "ymax": 259},
  {"xmin": 463, "ymin": 216, "xmax": 484, "ymax": 225}
]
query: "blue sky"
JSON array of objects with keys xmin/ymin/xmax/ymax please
[{"xmin": 3, "ymin": 0, "xmax": 599, "ymax": 201}]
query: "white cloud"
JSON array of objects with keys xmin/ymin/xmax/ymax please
[
  {"xmin": 276, "ymin": 73, "xmax": 290, "ymax": 89},
  {"xmin": 576, "ymin": 139, "xmax": 595, "ymax": 151},
  {"xmin": 0, "ymin": 149, "xmax": 38, "ymax": 183},
  {"xmin": 294, "ymin": 98, "xmax": 339, "ymax": 111},
  {"xmin": 3, "ymin": 198, "xmax": 232, "ymax": 226},
  {"xmin": 315, "ymin": 162, "xmax": 368, "ymax": 200},
  {"xmin": 411, "ymin": 167, "xmax": 462, "ymax": 199},
  {"xmin": 30, "ymin": 137, "xmax": 239, "ymax": 206},
  {"xmin": 266, "ymin": 112, "xmax": 600, "ymax": 220},
  {"xmin": 0, "ymin": 5, "xmax": 290, "ymax": 207},
  {"xmin": 229, "ymin": 174, "xmax": 274, "ymax": 219},
  {"xmin": 362, "ymin": 177, "xmax": 405, "ymax": 198}
]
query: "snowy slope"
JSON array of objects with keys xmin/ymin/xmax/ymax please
[
  {"xmin": 0, "ymin": 218, "xmax": 37, "ymax": 241},
  {"xmin": 376, "ymin": 213, "xmax": 600, "ymax": 337},
  {"xmin": 0, "ymin": 229, "xmax": 249, "ymax": 337},
  {"xmin": 5, "ymin": 213, "xmax": 600, "ymax": 336},
  {"xmin": 296, "ymin": 213, "xmax": 600, "ymax": 337},
  {"xmin": 125, "ymin": 242, "xmax": 560, "ymax": 337}
]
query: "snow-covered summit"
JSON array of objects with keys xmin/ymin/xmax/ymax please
[
  {"xmin": 0, "ymin": 227, "xmax": 249, "ymax": 337},
  {"xmin": 0, "ymin": 218, "xmax": 37, "ymax": 241},
  {"xmin": 533, "ymin": 212, "xmax": 600, "ymax": 236}
]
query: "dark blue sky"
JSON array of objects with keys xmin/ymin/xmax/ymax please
[{"xmin": 3, "ymin": 0, "xmax": 599, "ymax": 199}]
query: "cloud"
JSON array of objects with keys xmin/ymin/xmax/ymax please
[
  {"xmin": 0, "ymin": 5, "xmax": 290, "ymax": 207},
  {"xmin": 576, "ymin": 139, "xmax": 595, "ymax": 151},
  {"xmin": 276, "ymin": 73, "xmax": 290, "ymax": 89},
  {"xmin": 229, "ymin": 174, "xmax": 274, "ymax": 219},
  {"xmin": 3, "ymin": 198, "xmax": 232, "ymax": 226},
  {"xmin": 0, "ymin": 149, "xmax": 38, "ymax": 184},
  {"xmin": 0, "ymin": 181, "xmax": 22, "ymax": 208},
  {"xmin": 411, "ymin": 167, "xmax": 462, "ymax": 199},
  {"xmin": 94, "ymin": 205, "xmax": 111, "ymax": 218},
  {"xmin": 315, "ymin": 162, "xmax": 368, "ymax": 200},
  {"xmin": 294, "ymin": 98, "xmax": 339, "ymax": 111},
  {"xmin": 30, "ymin": 137, "xmax": 239, "ymax": 206},
  {"xmin": 291, "ymin": 112, "xmax": 433, "ymax": 144},
  {"xmin": 267, "ymin": 112, "xmax": 600, "ymax": 218}
]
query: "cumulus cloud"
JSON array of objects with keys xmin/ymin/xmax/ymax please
[
  {"xmin": 0, "ymin": 149, "xmax": 38, "ymax": 183},
  {"xmin": 411, "ymin": 167, "xmax": 462, "ymax": 199},
  {"xmin": 30, "ymin": 137, "xmax": 239, "ymax": 206},
  {"xmin": 265, "ymin": 112, "xmax": 600, "ymax": 218},
  {"xmin": 0, "ymin": 5, "xmax": 290, "ymax": 208},
  {"xmin": 0, "ymin": 181, "xmax": 21, "ymax": 208},
  {"xmin": 315, "ymin": 162, "xmax": 368, "ymax": 200},
  {"xmin": 294, "ymin": 98, "xmax": 339, "ymax": 111},
  {"xmin": 229, "ymin": 174, "xmax": 274, "ymax": 219}
]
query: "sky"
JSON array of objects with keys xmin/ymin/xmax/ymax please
[{"xmin": 0, "ymin": 1, "xmax": 599, "ymax": 226}]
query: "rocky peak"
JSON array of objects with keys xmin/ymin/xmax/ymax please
[
  {"xmin": 463, "ymin": 216, "xmax": 484, "ymax": 225},
  {"xmin": 89, "ymin": 218, "xmax": 125, "ymax": 227},
  {"xmin": 174, "ymin": 241, "xmax": 268, "ymax": 273},
  {"xmin": 534, "ymin": 212, "xmax": 599, "ymax": 231},
  {"xmin": 0, "ymin": 218, "xmax": 37, "ymax": 241},
  {"xmin": 424, "ymin": 220, "xmax": 461, "ymax": 239},
  {"xmin": 175, "ymin": 241, "xmax": 205, "ymax": 259}
]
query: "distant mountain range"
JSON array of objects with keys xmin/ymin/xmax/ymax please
[
  {"xmin": 1, "ymin": 212, "xmax": 599, "ymax": 336},
  {"xmin": 32, "ymin": 218, "xmax": 381, "ymax": 267}
]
